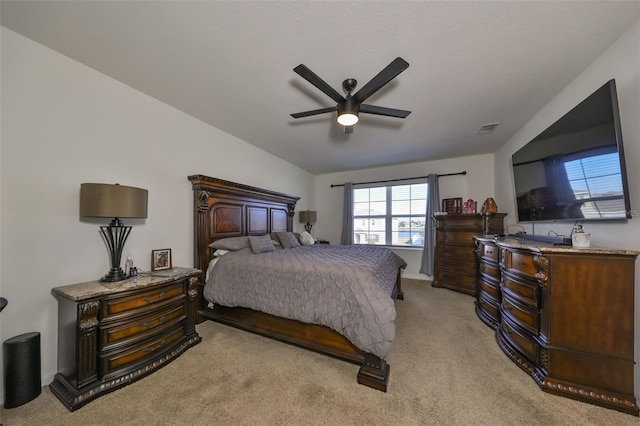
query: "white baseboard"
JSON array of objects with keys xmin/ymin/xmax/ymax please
[{"xmin": 402, "ymin": 272, "xmax": 432, "ymax": 281}]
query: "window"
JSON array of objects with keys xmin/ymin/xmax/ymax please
[{"xmin": 353, "ymin": 181, "xmax": 428, "ymax": 247}]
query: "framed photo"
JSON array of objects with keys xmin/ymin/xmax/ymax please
[{"xmin": 151, "ymin": 248, "xmax": 172, "ymax": 271}]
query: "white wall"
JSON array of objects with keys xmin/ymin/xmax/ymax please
[
  {"xmin": 314, "ymin": 153, "xmax": 496, "ymax": 279},
  {"xmin": 0, "ymin": 28, "xmax": 315, "ymax": 402},
  {"xmin": 494, "ymin": 21, "xmax": 640, "ymax": 397}
]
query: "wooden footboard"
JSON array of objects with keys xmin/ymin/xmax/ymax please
[{"xmin": 197, "ymin": 280, "xmax": 397, "ymax": 392}]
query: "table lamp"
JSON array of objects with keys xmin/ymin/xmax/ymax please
[
  {"xmin": 299, "ymin": 210, "xmax": 317, "ymax": 234},
  {"xmin": 80, "ymin": 183, "xmax": 148, "ymax": 282}
]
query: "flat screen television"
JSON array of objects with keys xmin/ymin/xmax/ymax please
[{"xmin": 512, "ymin": 79, "xmax": 631, "ymax": 223}]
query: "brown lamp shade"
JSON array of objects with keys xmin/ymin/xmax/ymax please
[
  {"xmin": 80, "ymin": 183, "xmax": 148, "ymax": 219},
  {"xmin": 299, "ymin": 210, "xmax": 317, "ymax": 224}
]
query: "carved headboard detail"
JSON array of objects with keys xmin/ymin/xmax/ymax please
[{"xmin": 188, "ymin": 175, "xmax": 300, "ymax": 272}]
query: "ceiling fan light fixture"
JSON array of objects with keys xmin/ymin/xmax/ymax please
[
  {"xmin": 337, "ymin": 98, "xmax": 359, "ymax": 126},
  {"xmin": 337, "ymin": 112, "xmax": 359, "ymax": 126}
]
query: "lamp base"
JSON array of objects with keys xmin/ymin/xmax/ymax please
[
  {"xmin": 101, "ymin": 267, "xmax": 128, "ymax": 282},
  {"xmin": 99, "ymin": 222, "xmax": 132, "ymax": 283}
]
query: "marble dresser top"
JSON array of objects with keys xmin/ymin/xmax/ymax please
[
  {"xmin": 52, "ymin": 267, "xmax": 201, "ymax": 301},
  {"xmin": 495, "ymin": 237, "xmax": 640, "ymax": 256}
]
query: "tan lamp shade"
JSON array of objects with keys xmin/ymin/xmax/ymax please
[
  {"xmin": 80, "ymin": 183, "xmax": 148, "ymax": 219},
  {"xmin": 299, "ymin": 210, "xmax": 317, "ymax": 224}
]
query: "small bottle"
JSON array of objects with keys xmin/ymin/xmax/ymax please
[{"xmin": 125, "ymin": 254, "xmax": 134, "ymax": 277}]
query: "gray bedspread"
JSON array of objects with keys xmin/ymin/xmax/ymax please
[{"xmin": 204, "ymin": 244, "xmax": 407, "ymax": 358}]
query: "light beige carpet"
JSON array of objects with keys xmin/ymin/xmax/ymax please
[{"xmin": 2, "ymin": 279, "xmax": 638, "ymax": 425}]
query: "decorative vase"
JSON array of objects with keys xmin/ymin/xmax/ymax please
[{"xmin": 482, "ymin": 197, "xmax": 498, "ymax": 214}]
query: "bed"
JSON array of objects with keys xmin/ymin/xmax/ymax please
[{"xmin": 189, "ymin": 174, "xmax": 407, "ymax": 391}]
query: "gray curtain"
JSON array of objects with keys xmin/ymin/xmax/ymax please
[
  {"xmin": 419, "ymin": 174, "xmax": 440, "ymax": 275},
  {"xmin": 340, "ymin": 182, "xmax": 354, "ymax": 245}
]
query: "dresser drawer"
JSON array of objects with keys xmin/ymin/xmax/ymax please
[
  {"xmin": 478, "ymin": 243, "xmax": 499, "ymax": 262},
  {"xmin": 438, "ymin": 244, "xmax": 476, "ymax": 258},
  {"xmin": 101, "ymin": 281, "xmax": 185, "ymax": 321},
  {"xmin": 501, "ymin": 271, "xmax": 539, "ymax": 308},
  {"xmin": 99, "ymin": 326, "xmax": 184, "ymax": 378},
  {"xmin": 501, "ymin": 293, "xmax": 539, "ymax": 335},
  {"xmin": 436, "ymin": 217, "xmax": 483, "ymax": 231},
  {"xmin": 441, "ymin": 230, "xmax": 478, "ymax": 245},
  {"xmin": 99, "ymin": 303, "xmax": 186, "ymax": 351},
  {"xmin": 438, "ymin": 269, "xmax": 476, "ymax": 288},
  {"xmin": 478, "ymin": 293, "xmax": 500, "ymax": 321},
  {"xmin": 441, "ymin": 256, "xmax": 477, "ymax": 272},
  {"xmin": 501, "ymin": 249, "xmax": 540, "ymax": 280},
  {"xmin": 479, "ymin": 276, "xmax": 500, "ymax": 300},
  {"xmin": 479, "ymin": 261, "xmax": 500, "ymax": 281},
  {"xmin": 501, "ymin": 318, "xmax": 538, "ymax": 364}
]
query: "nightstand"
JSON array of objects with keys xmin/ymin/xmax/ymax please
[{"xmin": 50, "ymin": 268, "xmax": 202, "ymax": 411}]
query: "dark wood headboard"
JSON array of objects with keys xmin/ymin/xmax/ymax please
[{"xmin": 188, "ymin": 175, "xmax": 300, "ymax": 272}]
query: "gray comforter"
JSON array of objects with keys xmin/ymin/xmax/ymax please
[{"xmin": 204, "ymin": 244, "xmax": 407, "ymax": 358}]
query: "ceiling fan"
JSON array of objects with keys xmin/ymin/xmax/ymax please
[{"xmin": 291, "ymin": 57, "xmax": 411, "ymax": 133}]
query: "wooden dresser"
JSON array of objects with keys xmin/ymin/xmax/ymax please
[
  {"xmin": 432, "ymin": 213, "xmax": 506, "ymax": 296},
  {"xmin": 50, "ymin": 268, "xmax": 202, "ymax": 411},
  {"xmin": 474, "ymin": 236, "xmax": 501, "ymax": 329},
  {"xmin": 494, "ymin": 238, "xmax": 638, "ymax": 415}
]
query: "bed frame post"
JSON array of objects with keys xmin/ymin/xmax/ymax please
[
  {"xmin": 357, "ymin": 353, "xmax": 390, "ymax": 392},
  {"xmin": 395, "ymin": 270, "xmax": 404, "ymax": 300}
]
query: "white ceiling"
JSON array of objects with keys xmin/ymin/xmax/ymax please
[{"xmin": 2, "ymin": 1, "xmax": 639, "ymax": 174}]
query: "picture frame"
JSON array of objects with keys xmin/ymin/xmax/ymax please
[{"xmin": 151, "ymin": 248, "xmax": 172, "ymax": 271}]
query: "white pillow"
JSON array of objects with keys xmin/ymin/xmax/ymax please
[
  {"xmin": 213, "ymin": 249, "xmax": 229, "ymax": 257},
  {"xmin": 299, "ymin": 231, "xmax": 315, "ymax": 246}
]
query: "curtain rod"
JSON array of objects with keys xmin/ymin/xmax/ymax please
[{"xmin": 330, "ymin": 171, "xmax": 467, "ymax": 188}]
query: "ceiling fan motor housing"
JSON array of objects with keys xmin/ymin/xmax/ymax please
[
  {"xmin": 339, "ymin": 97, "xmax": 359, "ymax": 114},
  {"xmin": 342, "ymin": 78, "xmax": 358, "ymax": 94}
]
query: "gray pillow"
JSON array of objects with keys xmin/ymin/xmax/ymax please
[
  {"xmin": 249, "ymin": 234, "xmax": 275, "ymax": 254},
  {"xmin": 277, "ymin": 231, "xmax": 301, "ymax": 249},
  {"xmin": 209, "ymin": 236, "xmax": 250, "ymax": 250}
]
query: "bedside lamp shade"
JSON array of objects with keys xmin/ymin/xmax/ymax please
[
  {"xmin": 299, "ymin": 210, "xmax": 317, "ymax": 233},
  {"xmin": 80, "ymin": 183, "xmax": 148, "ymax": 220},
  {"xmin": 80, "ymin": 183, "xmax": 148, "ymax": 282}
]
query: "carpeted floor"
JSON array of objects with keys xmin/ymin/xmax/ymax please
[{"xmin": 2, "ymin": 279, "xmax": 638, "ymax": 425}]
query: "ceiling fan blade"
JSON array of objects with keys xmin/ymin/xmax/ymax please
[
  {"xmin": 352, "ymin": 57, "xmax": 409, "ymax": 103},
  {"xmin": 294, "ymin": 64, "xmax": 346, "ymax": 104},
  {"xmin": 291, "ymin": 106, "xmax": 338, "ymax": 119},
  {"xmin": 360, "ymin": 104, "xmax": 411, "ymax": 118}
]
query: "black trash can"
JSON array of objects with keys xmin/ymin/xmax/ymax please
[{"xmin": 3, "ymin": 332, "xmax": 41, "ymax": 408}]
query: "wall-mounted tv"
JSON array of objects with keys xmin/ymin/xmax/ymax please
[{"xmin": 512, "ymin": 79, "xmax": 631, "ymax": 223}]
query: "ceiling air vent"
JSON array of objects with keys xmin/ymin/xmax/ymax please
[{"xmin": 477, "ymin": 122, "xmax": 500, "ymax": 135}]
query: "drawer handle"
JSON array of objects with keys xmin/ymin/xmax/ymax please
[
  {"xmin": 486, "ymin": 249, "xmax": 493, "ymax": 255},
  {"xmin": 142, "ymin": 291, "xmax": 166, "ymax": 304},
  {"xmin": 480, "ymin": 264, "xmax": 485, "ymax": 272},
  {"xmin": 142, "ymin": 315, "xmax": 166, "ymax": 330},
  {"xmin": 143, "ymin": 339, "xmax": 165, "ymax": 353}
]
